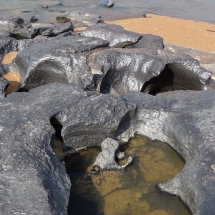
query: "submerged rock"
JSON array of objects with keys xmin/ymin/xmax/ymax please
[
  {"xmin": 92, "ymin": 138, "xmax": 133, "ymax": 171},
  {"xmin": 81, "ymin": 23, "xmax": 141, "ymax": 48},
  {"xmin": 56, "ymin": 11, "xmax": 101, "ymax": 28}
]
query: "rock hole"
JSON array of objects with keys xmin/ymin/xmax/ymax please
[
  {"xmin": 141, "ymin": 65, "xmax": 174, "ymax": 95},
  {"xmin": 50, "ymin": 115, "xmax": 64, "ymax": 158},
  {"xmin": 141, "ymin": 63, "xmax": 205, "ymax": 95}
]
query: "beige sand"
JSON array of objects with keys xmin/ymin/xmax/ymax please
[
  {"xmin": 1, "ymin": 52, "xmax": 20, "ymax": 94},
  {"xmin": 1, "ymin": 52, "xmax": 18, "ymax": 64},
  {"xmin": 106, "ymin": 14, "xmax": 215, "ymax": 52}
]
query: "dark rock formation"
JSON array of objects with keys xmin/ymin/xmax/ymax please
[
  {"xmin": 54, "ymin": 93, "xmax": 132, "ymax": 150},
  {"xmin": 88, "ymin": 48, "xmax": 211, "ymax": 94},
  {"xmin": 0, "ymin": 83, "xmax": 88, "ymax": 215},
  {"xmin": 0, "ymin": 77, "xmax": 8, "ymax": 98},
  {"xmin": 92, "ymin": 138, "xmax": 133, "ymax": 171},
  {"xmin": 56, "ymin": 11, "xmax": 101, "ymax": 28},
  {"xmin": 41, "ymin": 22, "xmax": 74, "ymax": 37},
  {"xmin": 126, "ymin": 34, "xmax": 164, "ymax": 52},
  {"xmin": 115, "ymin": 90, "xmax": 215, "ymax": 215},
  {"xmin": 81, "ymin": 23, "xmax": 141, "ymax": 48},
  {"xmin": 0, "ymin": 36, "xmax": 17, "ymax": 62},
  {"xmin": 31, "ymin": 23, "xmax": 54, "ymax": 35},
  {"xmin": 30, "ymin": 15, "xmax": 38, "ymax": 23},
  {"xmin": 10, "ymin": 35, "xmax": 109, "ymax": 90},
  {"xmin": 0, "ymin": 16, "xmax": 37, "ymax": 39}
]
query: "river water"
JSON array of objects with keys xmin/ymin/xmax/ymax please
[{"xmin": 0, "ymin": 0, "xmax": 214, "ymax": 24}]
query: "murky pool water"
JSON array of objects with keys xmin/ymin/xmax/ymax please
[{"xmin": 64, "ymin": 134, "xmax": 191, "ymax": 215}]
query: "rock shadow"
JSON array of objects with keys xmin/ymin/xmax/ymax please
[{"xmin": 141, "ymin": 63, "xmax": 205, "ymax": 96}]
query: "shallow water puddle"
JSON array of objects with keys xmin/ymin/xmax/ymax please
[{"xmin": 65, "ymin": 135, "xmax": 191, "ymax": 215}]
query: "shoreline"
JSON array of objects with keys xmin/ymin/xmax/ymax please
[{"xmin": 105, "ymin": 14, "xmax": 215, "ymax": 52}]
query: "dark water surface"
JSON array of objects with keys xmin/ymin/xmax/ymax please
[
  {"xmin": 64, "ymin": 135, "xmax": 191, "ymax": 215},
  {"xmin": 0, "ymin": 0, "xmax": 215, "ymax": 23}
]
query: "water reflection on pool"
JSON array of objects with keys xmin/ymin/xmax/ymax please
[{"xmin": 65, "ymin": 134, "xmax": 191, "ymax": 215}]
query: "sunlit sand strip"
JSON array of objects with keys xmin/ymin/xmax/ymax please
[{"xmin": 105, "ymin": 14, "xmax": 215, "ymax": 52}]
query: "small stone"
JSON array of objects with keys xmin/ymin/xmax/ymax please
[
  {"xmin": 107, "ymin": 0, "xmax": 114, "ymax": 7},
  {"xmin": 30, "ymin": 15, "xmax": 38, "ymax": 23},
  {"xmin": 42, "ymin": 4, "xmax": 49, "ymax": 8},
  {"xmin": 22, "ymin": 10, "xmax": 31, "ymax": 13}
]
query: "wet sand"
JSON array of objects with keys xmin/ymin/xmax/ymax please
[{"xmin": 106, "ymin": 14, "xmax": 215, "ymax": 52}]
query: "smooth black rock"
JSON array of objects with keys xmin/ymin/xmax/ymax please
[
  {"xmin": 81, "ymin": 23, "xmax": 141, "ymax": 48},
  {"xmin": 126, "ymin": 34, "xmax": 164, "ymax": 51},
  {"xmin": 30, "ymin": 15, "xmax": 38, "ymax": 23},
  {"xmin": 41, "ymin": 22, "xmax": 74, "ymax": 37},
  {"xmin": 9, "ymin": 35, "xmax": 109, "ymax": 90},
  {"xmin": 56, "ymin": 11, "xmax": 101, "ymax": 28},
  {"xmin": 116, "ymin": 90, "xmax": 215, "ymax": 215},
  {"xmin": 88, "ymin": 48, "xmax": 211, "ymax": 94},
  {"xmin": 0, "ymin": 16, "xmax": 36, "ymax": 39},
  {"xmin": 54, "ymin": 93, "xmax": 132, "ymax": 150}
]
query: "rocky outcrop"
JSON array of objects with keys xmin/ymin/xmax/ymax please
[
  {"xmin": 92, "ymin": 138, "xmax": 133, "ymax": 171},
  {"xmin": 0, "ymin": 16, "xmax": 37, "ymax": 39},
  {"xmin": 54, "ymin": 92, "xmax": 132, "ymax": 150},
  {"xmin": 56, "ymin": 11, "xmax": 101, "ymax": 27},
  {"xmin": 0, "ymin": 83, "xmax": 87, "ymax": 215},
  {"xmin": 114, "ymin": 90, "xmax": 215, "ymax": 215},
  {"xmin": 126, "ymin": 34, "xmax": 164, "ymax": 52},
  {"xmin": 9, "ymin": 35, "xmax": 109, "ymax": 90},
  {"xmin": 81, "ymin": 23, "xmax": 141, "ymax": 48},
  {"xmin": 88, "ymin": 48, "xmax": 211, "ymax": 95}
]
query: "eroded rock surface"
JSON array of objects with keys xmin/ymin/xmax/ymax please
[
  {"xmin": 92, "ymin": 138, "xmax": 133, "ymax": 171},
  {"xmin": 115, "ymin": 90, "xmax": 215, "ymax": 215},
  {"xmin": 88, "ymin": 48, "xmax": 211, "ymax": 94},
  {"xmin": 9, "ymin": 35, "xmax": 109, "ymax": 90},
  {"xmin": 81, "ymin": 23, "xmax": 141, "ymax": 48}
]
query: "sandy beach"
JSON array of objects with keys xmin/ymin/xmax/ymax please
[{"xmin": 106, "ymin": 14, "xmax": 215, "ymax": 52}]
